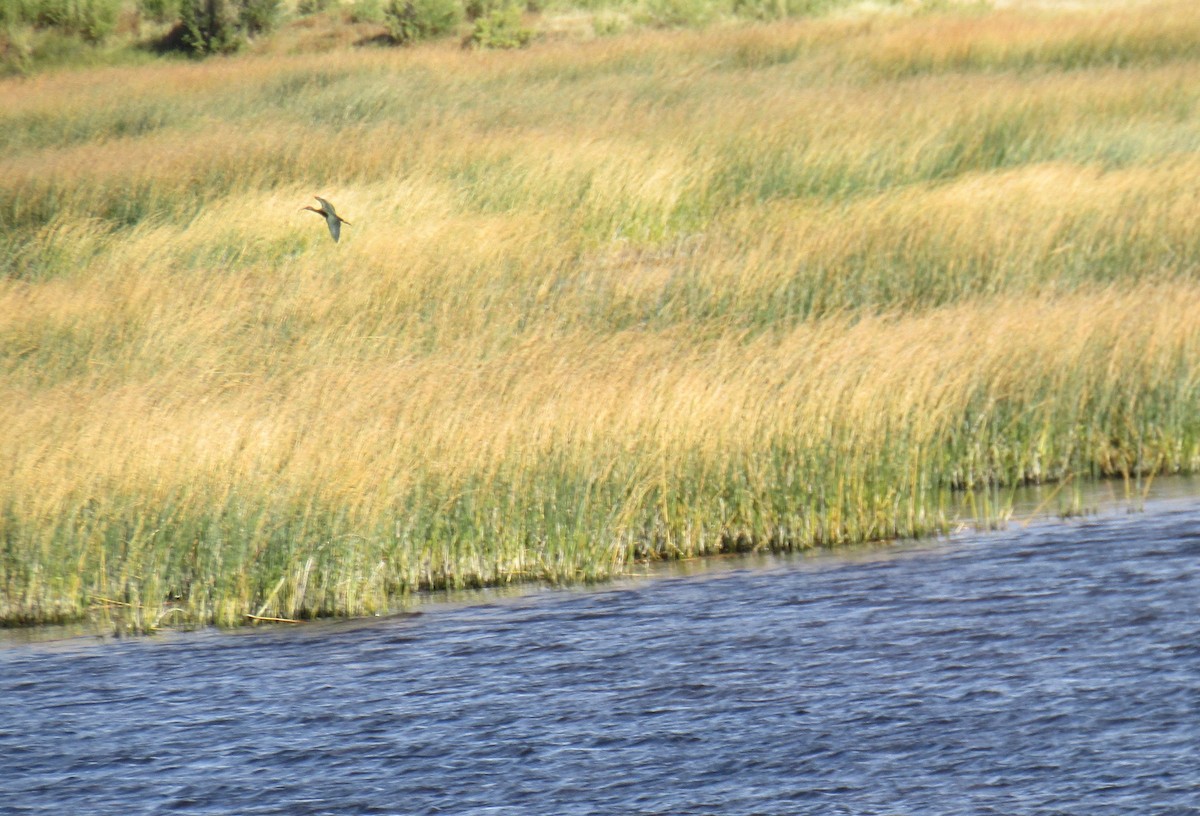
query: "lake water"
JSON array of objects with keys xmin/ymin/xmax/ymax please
[{"xmin": 2, "ymin": 485, "xmax": 1198, "ymax": 815}]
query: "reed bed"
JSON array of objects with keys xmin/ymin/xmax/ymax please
[{"xmin": 2, "ymin": 0, "xmax": 1200, "ymax": 628}]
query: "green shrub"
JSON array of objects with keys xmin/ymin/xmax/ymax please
[
  {"xmin": 297, "ymin": 0, "xmax": 333, "ymax": 13},
  {"xmin": 591, "ymin": 11, "xmax": 624, "ymax": 36},
  {"xmin": 466, "ymin": 2, "xmax": 531, "ymax": 48},
  {"xmin": 175, "ymin": 0, "xmax": 277, "ymax": 54},
  {"xmin": 138, "ymin": 0, "xmax": 181, "ymax": 23},
  {"xmin": 28, "ymin": 1, "xmax": 52, "ymax": 25},
  {"xmin": 179, "ymin": 0, "xmax": 241, "ymax": 52},
  {"xmin": 731, "ymin": 0, "xmax": 848, "ymax": 19},
  {"xmin": 77, "ymin": 0, "xmax": 119, "ymax": 41},
  {"xmin": 31, "ymin": 0, "xmax": 71, "ymax": 27},
  {"xmin": 3, "ymin": 0, "xmax": 121, "ymax": 41},
  {"xmin": 0, "ymin": 28, "xmax": 34, "ymax": 75},
  {"xmin": 638, "ymin": 0, "xmax": 722, "ymax": 28},
  {"xmin": 348, "ymin": 0, "xmax": 384, "ymax": 22},
  {"xmin": 0, "ymin": 1, "xmax": 27, "ymax": 26},
  {"xmin": 237, "ymin": 0, "xmax": 280, "ymax": 35},
  {"xmin": 463, "ymin": 0, "xmax": 540, "ymax": 18},
  {"xmin": 383, "ymin": 0, "xmax": 461, "ymax": 44},
  {"xmin": 731, "ymin": 0, "xmax": 785, "ymax": 19}
]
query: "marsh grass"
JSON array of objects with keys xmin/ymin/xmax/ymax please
[{"xmin": 3, "ymin": 0, "xmax": 1200, "ymax": 629}]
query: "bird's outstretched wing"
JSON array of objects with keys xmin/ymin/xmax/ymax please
[{"xmin": 316, "ymin": 197, "xmax": 344, "ymax": 241}]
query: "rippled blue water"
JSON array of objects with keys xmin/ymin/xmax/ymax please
[{"xmin": 2, "ymin": 499, "xmax": 1198, "ymax": 815}]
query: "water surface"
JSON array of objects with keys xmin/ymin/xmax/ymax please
[{"xmin": 2, "ymin": 490, "xmax": 1198, "ymax": 815}]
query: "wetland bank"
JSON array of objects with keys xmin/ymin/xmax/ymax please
[{"xmin": 3, "ymin": 0, "xmax": 1200, "ymax": 630}]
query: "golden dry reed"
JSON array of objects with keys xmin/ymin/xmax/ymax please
[{"xmin": 2, "ymin": 0, "xmax": 1200, "ymax": 629}]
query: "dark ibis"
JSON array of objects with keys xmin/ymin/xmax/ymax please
[{"xmin": 302, "ymin": 196, "xmax": 351, "ymax": 242}]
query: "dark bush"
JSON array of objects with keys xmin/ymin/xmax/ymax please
[
  {"xmin": 237, "ymin": 0, "xmax": 279, "ymax": 35},
  {"xmin": 383, "ymin": 0, "xmax": 462, "ymax": 44},
  {"xmin": 175, "ymin": 0, "xmax": 278, "ymax": 54},
  {"xmin": 179, "ymin": 0, "xmax": 240, "ymax": 53}
]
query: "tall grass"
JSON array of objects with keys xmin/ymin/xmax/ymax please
[{"xmin": 3, "ymin": 0, "xmax": 1200, "ymax": 629}]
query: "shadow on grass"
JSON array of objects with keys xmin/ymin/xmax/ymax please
[
  {"xmin": 355, "ymin": 31, "xmax": 397, "ymax": 47},
  {"xmin": 141, "ymin": 23, "xmax": 194, "ymax": 56}
]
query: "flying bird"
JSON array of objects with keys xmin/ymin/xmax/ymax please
[{"xmin": 301, "ymin": 196, "xmax": 351, "ymax": 242}]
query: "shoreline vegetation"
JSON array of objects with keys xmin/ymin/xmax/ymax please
[{"xmin": 3, "ymin": 0, "xmax": 1200, "ymax": 631}]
